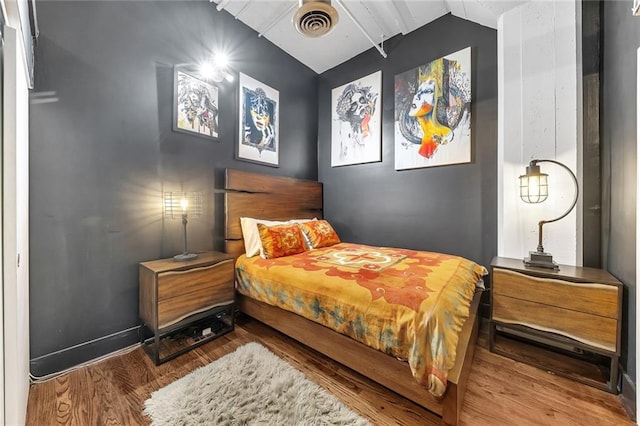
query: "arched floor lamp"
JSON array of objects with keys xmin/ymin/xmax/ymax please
[{"xmin": 519, "ymin": 159, "xmax": 579, "ymax": 270}]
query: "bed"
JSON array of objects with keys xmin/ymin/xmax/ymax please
[{"xmin": 224, "ymin": 168, "xmax": 486, "ymax": 425}]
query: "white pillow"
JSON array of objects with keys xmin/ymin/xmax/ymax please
[{"xmin": 240, "ymin": 217, "xmax": 318, "ymax": 258}]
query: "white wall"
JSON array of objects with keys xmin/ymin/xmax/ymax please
[
  {"xmin": 498, "ymin": 0, "xmax": 582, "ymax": 266},
  {"xmin": 3, "ymin": 5, "xmax": 31, "ymax": 425}
]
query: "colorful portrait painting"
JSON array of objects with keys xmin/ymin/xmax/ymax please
[
  {"xmin": 238, "ymin": 73, "xmax": 279, "ymax": 166},
  {"xmin": 394, "ymin": 47, "xmax": 471, "ymax": 170},
  {"xmin": 331, "ymin": 71, "xmax": 382, "ymax": 167},
  {"xmin": 174, "ymin": 69, "xmax": 219, "ymax": 140}
]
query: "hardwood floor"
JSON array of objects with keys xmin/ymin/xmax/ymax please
[{"xmin": 26, "ymin": 317, "xmax": 632, "ymax": 425}]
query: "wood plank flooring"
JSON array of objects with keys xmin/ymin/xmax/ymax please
[{"xmin": 26, "ymin": 317, "xmax": 632, "ymax": 425}]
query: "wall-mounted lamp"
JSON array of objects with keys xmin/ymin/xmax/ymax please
[
  {"xmin": 519, "ymin": 159, "xmax": 579, "ymax": 270},
  {"xmin": 164, "ymin": 192, "xmax": 203, "ymax": 261},
  {"xmin": 198, "ymin": 53, "xmax": 234, "ymax": 83}
]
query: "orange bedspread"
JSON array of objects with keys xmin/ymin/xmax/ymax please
[{"xmin": 235, "ymin": 242, "xmax": 487, "ymax": 397}]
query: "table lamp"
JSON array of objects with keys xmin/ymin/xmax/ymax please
[
  {"xmin": 519, "ymin": 159, "xmax": 579, "ymax": 270},
  {"xmin": 164, "ymin": 191, "xmax": 203, "ymax": 261}
]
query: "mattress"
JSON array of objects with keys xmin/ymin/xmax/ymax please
[{"xmin": 235, "ymin": 242, "xmax": 487, "ymax": 397}]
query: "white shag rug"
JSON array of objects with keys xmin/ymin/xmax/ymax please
[{"xmin": 144, "ymin": 342, "xmax": 371, "ymax": 426}]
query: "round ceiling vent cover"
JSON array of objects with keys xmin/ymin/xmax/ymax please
[{"xmin": 293, "ymin": 1, "xmax": 339, "ymax": 37}]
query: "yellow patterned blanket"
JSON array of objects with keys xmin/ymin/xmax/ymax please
[{"xmin": 235, "ymin": 242, "xmax": 487, "ymax": 397}]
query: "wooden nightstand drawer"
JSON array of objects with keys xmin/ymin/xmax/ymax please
[
  {"xmin": 493, "ymin": 294, "xmax": 617, "ymax": 351},
  {"xmin": 156, "ymin": 259, "xmax": 234, "ymax": 328},
  {"xmin": 157, "ymin": 259, "xmax": 234, "ymax": 301},
  {"xmin": 158, "ymin": 276, "xmax": 234, "ymax": 329},
  {"xmin": 493, "ymin": 268, "xmax": 618, "ymax": 318}
]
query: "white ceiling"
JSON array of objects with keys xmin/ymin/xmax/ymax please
[{"xmin": 212, "ymin": 0, "xmax": 527, "ymax": 74}]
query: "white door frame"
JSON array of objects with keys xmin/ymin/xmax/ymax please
[
  {"xmin": 0, "ymin": 16, "xmax": 4, "ymax": 426},
  {"xmin": 3, "ymin": 19, "xmax": 29, "ymax": 426},
  {"xmin": 634, "ymin": 47, "xmax": 640, "ymax": 417}
]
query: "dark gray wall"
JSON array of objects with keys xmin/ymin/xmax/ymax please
[
  {"xmin": 318, "ymin": 15, "xmax": 497, "ymax": 275},
  {"xmin": 30, "ymin": 1, "xmax": 318, "ymax": 375},
  {"xmin": 602, "ymin": 0, "xmax": 639, "ymax": 393}
]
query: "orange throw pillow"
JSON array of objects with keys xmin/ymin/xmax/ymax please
[
  {"xmin": 257, "ymin": 223, "xmax": 307, "ymax": 259},
  {"xmin": 299, "ymin": 220, "xmax": 341, "ymax": 249}
]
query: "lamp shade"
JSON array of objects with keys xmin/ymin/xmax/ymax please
[
  {"xmin": 519, "ymin": 164, "xmax": 548, "ymax": 204},
  {"xmin": 518, "ymin": 159, "xmax": 579, "ymax": 270},
  {"xmin": 163, "ymin": 191, "xmax": 204, "ymax": 262},
  {"xmin": 163, "ymin": 192, "xmax": 203, "ymax": 219}
]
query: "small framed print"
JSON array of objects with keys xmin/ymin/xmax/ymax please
[
  {"xmin": 394, "ymin": 47, "xmax": 472, "ymax": 170},
  {"xmin": 173, "ymin": 67, "xmax": 220, "ymax": 140},
  {"xmin": 331, "ymin": 70, "xmax": 382, "ymax": 167},
  {"xmin": 237, "ymin": 73, "xmax": 279, "ymax": 166}
]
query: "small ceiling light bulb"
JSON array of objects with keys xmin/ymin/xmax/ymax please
[
  {"xmin": 214, "ymin": 52, "xmax": 229, "ymax": 70},
  {"xmin": 199, "ymin": 61, "xmax": 215, "ymax": 79}
]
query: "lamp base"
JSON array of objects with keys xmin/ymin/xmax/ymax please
[
  {"xmin": 174, "ymin": 253, "xmax": 198, "ymax": 262},
  {"xmin": 523, "ymin": 251, "xmax": 559, "ymax": 270}
]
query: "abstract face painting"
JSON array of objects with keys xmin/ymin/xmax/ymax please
[
  {"xmin": 395, "ymin": 47, "xmax": 471, "ymax": 170},
  {"xmin": 174, "ymin": 70, "xmax": 219, "ymax": 139},
  {"xmin": 331, "ymin": 71, "xmax": 382, "ymax": 167},
  {"xmin": 245, "ymin": 88, "xmax": 275, "ymax": 150},
  {"xmin": 238, "ymin": 73, "xmax": 279, "ymax": 166}
]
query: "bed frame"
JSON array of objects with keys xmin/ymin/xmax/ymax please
[{"xmin": 224, "ymin": 168, "xmax": 480, "ymax": 425}]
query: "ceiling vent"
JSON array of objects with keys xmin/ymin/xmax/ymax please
[{"xmin": 293, "ymin": 0, "xmax": 339, "ymax": 38}]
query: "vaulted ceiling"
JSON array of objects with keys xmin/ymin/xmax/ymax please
[{"xmin": 212, "ymin": 0, "xmax": 527, "ymax": 73}]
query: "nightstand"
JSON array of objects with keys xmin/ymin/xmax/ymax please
[
  {"xmin": 139, "ymin": 252, "xmax": 235, "ymax": 364},
  {"xmin": 489, "ymin": 256, "xmax": 622, "ymax": 393}
]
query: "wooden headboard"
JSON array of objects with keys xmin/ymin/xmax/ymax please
[{"xmin": 224, "ymin": 169, "xmax": 323, "ymax": 257}]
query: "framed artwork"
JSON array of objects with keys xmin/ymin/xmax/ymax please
[
  {"xmin": 238, "ymin": 73, "xmax": 279, "ymax": 166},
  {"xmin": 173, "ymin": 67, "xmax": 219, "ymax": 140},
  {"xmin": 331, "ymin": 70, "xmax": 382, "ymax": 167},
  {"xmin": 394, "ymin": 47, "xmax": 472, "ymax": 170}
]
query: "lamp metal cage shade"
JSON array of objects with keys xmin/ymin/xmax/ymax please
[
  {"xmin": 519, "ymin": 165, "xmax": 548, "ymax": 204},
  {"xmin": 163, "ymin": 192, "xmax": 203, "ymax": 219}
]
